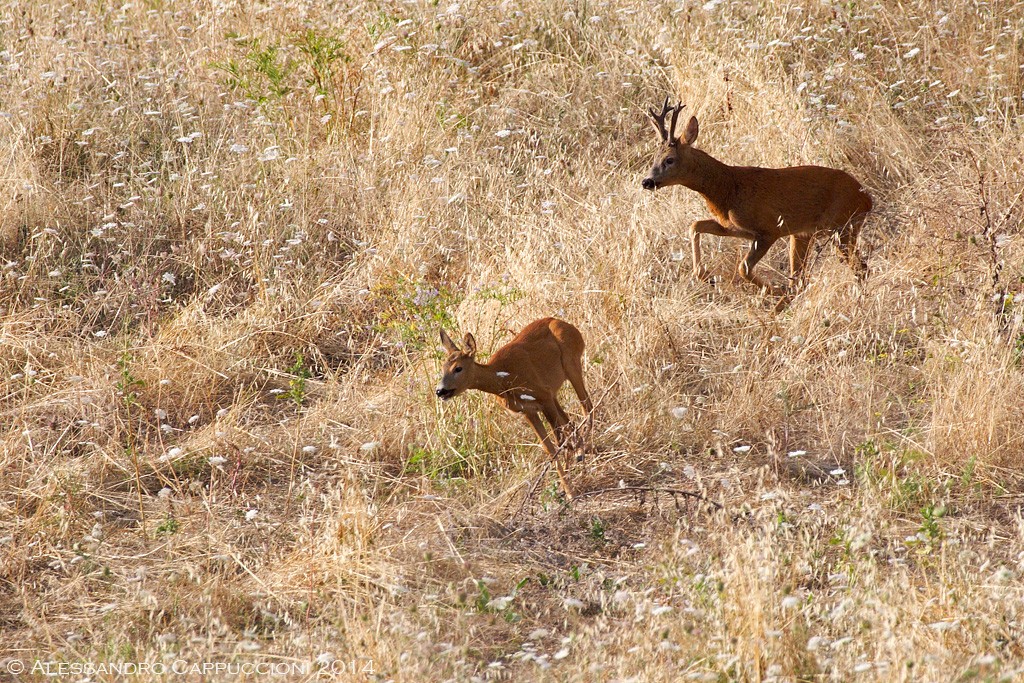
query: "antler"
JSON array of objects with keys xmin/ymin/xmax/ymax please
[
  {"xmin": 668, "ymin": 101, "xmax": 684, "ymax": 140},
  {"xmin": 648, "ymin": 97, "xmax": 685, "ymax": 141},
  {"xmin": 648, "ymin": 97, "xmax": 671, "ymax": 141}
]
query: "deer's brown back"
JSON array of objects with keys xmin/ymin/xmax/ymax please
[
  {"xmin": 488, "ymin": 318, "xmax": 576, "ymax": 397},
  {"xmin": 725, "ymin": 165, "xmax": 871, "ymax": 237}
]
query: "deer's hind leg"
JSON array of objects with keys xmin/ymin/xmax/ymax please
[
  {"xmin": 524, "ymin": 410, "xmax": 573, "ymax": 500},
  {"xmin": 547, "ymin": 400, "xmax": 572, "ymax": 447},
  {"xmin": 540, "ymin": 399, "xmax": 579, "ymax": 475},
  {"xmin": 789, "ymin": 234, "xmax": 814, "ymax": 289},
  {"xmin": 562, "ymin": 355, "xmax": 593, "ymax": 456}
]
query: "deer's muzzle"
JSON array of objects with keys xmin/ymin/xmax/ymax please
[{"xmin": 642, "ymin": 177, "xmax": 658, "ymax": 190}]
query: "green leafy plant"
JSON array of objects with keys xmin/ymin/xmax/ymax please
[
  {"xmin": 296, "ymin": 29, "xmax": 350, "ymax": 98},
  {"xmin": 282, "ymin": 352, "xmax": 312, "ymax": 406},
  {"xmin": 116, "ymin": 350, "xmax": 144, "ymax": 409},
  {"xmin": 212, "ymin": 35, "xmax": 295, "ymax": 105},
  {"xmin": 405, "ymin": 444, "xmax": 471, "ymax": 481},
  {"xmin": 919, "ymin": 503, "xmax": 946, "ymax": 546},
  {"xmin": 435, "ymin": 100, "xmax": 471, "ymax": 130},
  {"xmin": 364, "ymin": 10, "xmax": 398, "ymax": 40},
  {"xmin": 473, "ymin": 580, "xmax": 491, "ymax": 612},
  {"xmin": 156, "ymin": 515, "xmax": 180, "ymax": 535},
  {"xmin": 472, "ymin": 284, "xmax": 525, "ymax": 305},
  {"xmin": 540, "ymin": 479, "xmax": 569, "ymax": 508}
]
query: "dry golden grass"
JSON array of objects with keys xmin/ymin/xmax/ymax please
[{"xmin": 2, "ymin": 0, "xmax": 1024, "ymax": 680}]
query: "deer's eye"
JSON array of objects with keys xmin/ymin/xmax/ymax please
[
  {"xmin": 664, "ymin": 158, "xmax": 675, "ymax": 166},
  {"xmin": 453, "ymin": 366, "xmax": 463, "ymax": 373}
]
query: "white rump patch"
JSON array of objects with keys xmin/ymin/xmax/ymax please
[
  {"xmin": 496, "ymin": 371, "xmax": 510, "ymax": 377},
  {"xmin": 519, "ymin": 394, "xmax": 536, "ymax": 401}
]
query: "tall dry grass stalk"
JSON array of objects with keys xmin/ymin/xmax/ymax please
[{"xmin": 2, "ymin": 0, "xmax": 1023, "ymax": 680}]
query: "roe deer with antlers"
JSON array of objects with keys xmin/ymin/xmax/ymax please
[
  {"xmin": 641, "ymin": 99, "xmax": 872, "ymax": 296},
  {"xmin": 436, "ymin": 317, "xmax": 593, "ymax": 499}
]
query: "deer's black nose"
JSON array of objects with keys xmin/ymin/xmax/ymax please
[
  {"xmin": 641, "ymin": 178, "xmax": 656, "ymax": 190},
  {"xmin": 436, "ymin": 387, "xmax": 451, "ymax": 398}
]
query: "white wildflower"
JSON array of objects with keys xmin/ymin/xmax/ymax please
[
  {"xmin": 258, "ymin": 146, "xmax": 281, "ymax": 162},
  {"xmin": 928, "ymin": 620, "xmax": 959, "ymax": 631},
  {"xmin": 486, "ymin": 596, "xmax": 513, "ymax": 610},
  {"xmin": 807, "ymin": 636, "xmax": 828, "ymax": 651}
]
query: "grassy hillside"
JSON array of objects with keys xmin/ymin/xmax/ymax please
[{"xmin": 2, "ymin": 0, "xmax": 1023, "ymax": 679}]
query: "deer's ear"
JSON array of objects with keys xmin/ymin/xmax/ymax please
[
  {"xmin": 682, "ymin": 116, "xmax": 699, "ymax": 145},
  {"xmin": 440, "ymin": 329, "xmax": 459, "ymax": 354},
  {"xmin": 463, "ymin": 333, "xmax": 477, "ymax": 356}
]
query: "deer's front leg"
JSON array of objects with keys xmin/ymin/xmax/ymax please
[
  {"xmin": 689, "ymin": 220, "xmax": 713, "ymax": 281},
  {"xmin": 523, "ymin": 410, "xmax": 574, "ymax": 500},
  {"xmin": 690, "ymin": 220, "xmax": 756, "ymax": 281},
  {"xmin": 737, "ymin": 236, "xmax": 782, "ymax": 296}
]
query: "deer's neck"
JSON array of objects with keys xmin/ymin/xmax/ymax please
[
  {"xmin": 470, "ymin": 363, "xmax": 511, "ymax": 397},
  {"xmin": 685, "ymin": 148, "xmax": 736, "ymax": 209}
]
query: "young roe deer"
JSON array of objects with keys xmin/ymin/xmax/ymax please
[
  {"xmin": 641, "ymin": 99, "xmax": 872, "ymax": 295},
  {"xmin": 435, "ymin": 317, "xmax": 593, "ymax": 499}
]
